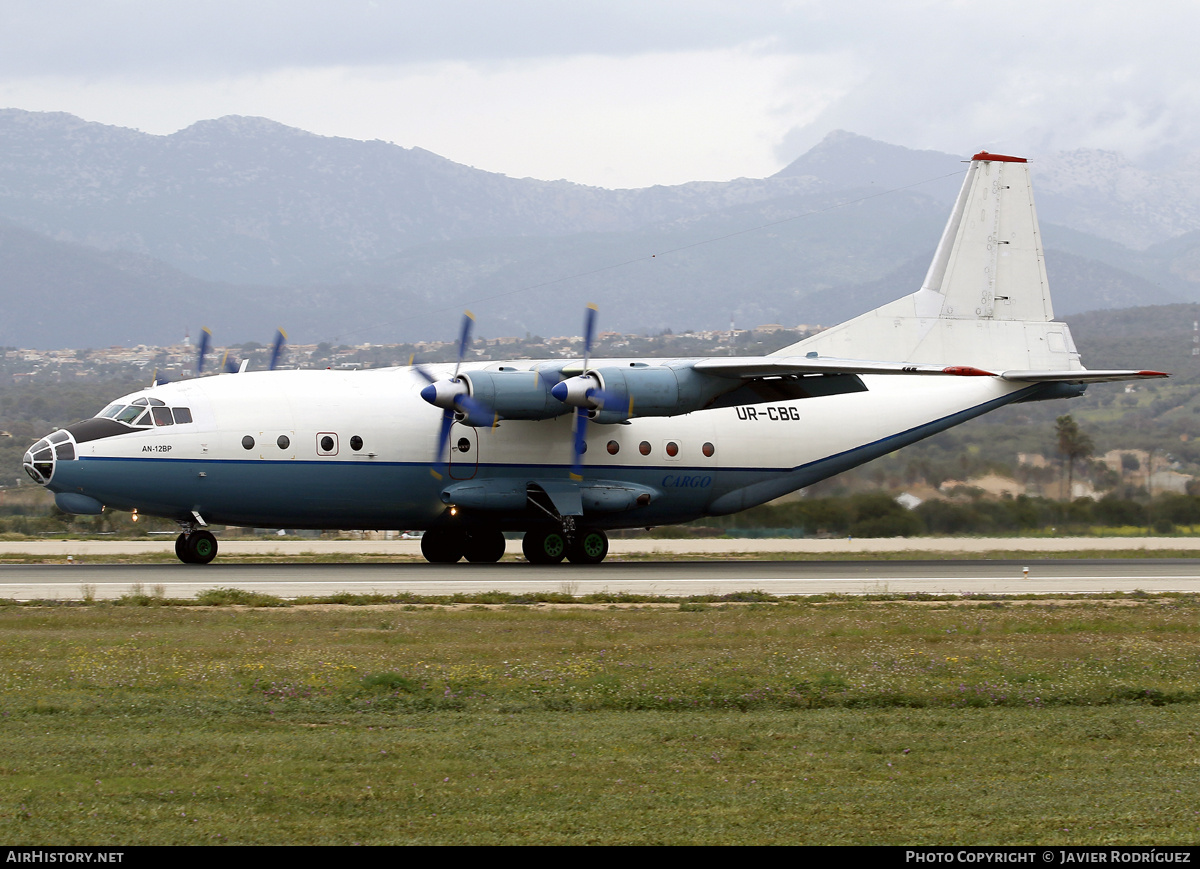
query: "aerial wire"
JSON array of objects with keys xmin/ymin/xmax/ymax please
[{"xmin": 319, "ymin": 168, "xmax": 968, "ymax": 345}]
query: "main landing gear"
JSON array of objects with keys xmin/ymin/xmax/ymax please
[
  {"xmin": 175, "ymin": 529, "xmax": 218, "ymax": 564},
  {"xmin": 419, "ymin": 527, "xmax": 610, "ymax": 565},
  {"xmin": 522, "ymin": 528, "xmax": 608, "ymax": 565},
  {"xmin": 421, "ymin": 527, "xmax": 507, "ymax": 564}
]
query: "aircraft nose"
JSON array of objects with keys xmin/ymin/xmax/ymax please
[{"xmin": 21, "ymin": 430, "xmax": 76, "ymax": 486}]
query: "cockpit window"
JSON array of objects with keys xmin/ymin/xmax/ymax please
[
  {"xmin": 98, "ymin": 399, "xmax": 189, "ymax": 427},
  {"xmin": 115, "ymin": 406, "xmax": 149, "ymax": 426}
]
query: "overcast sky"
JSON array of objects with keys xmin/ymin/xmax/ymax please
[{"xmin": 2, "ymin": 0, "xmax": 1197, "ymax": 188}]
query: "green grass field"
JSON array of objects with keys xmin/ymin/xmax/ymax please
[{"xmin": 2, "ymin": 597, "xmax": 1199, "ymax": 844}]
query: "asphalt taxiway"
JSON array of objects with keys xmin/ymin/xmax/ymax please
[{"xmin": 2, "ymin": 558, "xmax": 1198, "ymax": 600}]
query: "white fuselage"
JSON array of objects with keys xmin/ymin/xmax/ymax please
[{"xmin": 37, "ymin": 359, "xmax": 1035, "ymax": 531}]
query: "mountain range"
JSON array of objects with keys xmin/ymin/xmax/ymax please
[{"xmin": 2, "ymin": 109, "xmax": 1200, "ymax": 349}]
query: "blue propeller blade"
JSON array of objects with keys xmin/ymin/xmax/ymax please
[
  {"xmin": 570, "ymin": 408, "xmax": 588, "ymax": 480},
  {"xmin": 454, "ymin": 310, "xmax": 475, "ymax": 379},
  {"xmin": 409, "ymin": 354, "xmax": 442, "ymax": 386},
  {"xmin": 582, "ymin": 303, "xmax": 597, "ymax": 365},
  {"xmin": 432, "ymin": 410, "xmax": 455, "ymax": 479},
  {"xmin": 221, "ymin": 351, "xmax": 239, "ymax": 374},
  {"xmin": 428, "ymin": 310, "xmax": 480, "ymax": 478},
  {"xmin": 268, "ymin": 329, "xmax": 287, "ymax": 370},
  {"xmin": 455, "ymin": 394, "xmax": 500, "ymax": 429},
  {"xmin": 570, "ymin": 303, "xmax": 599, "ymax": 480},
  {"xmin": 196, "ymin": 328, "xmax": 212, "ymax": 375}
]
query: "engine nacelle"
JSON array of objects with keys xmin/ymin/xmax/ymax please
[
  {"xmin": 557, "ymin": 364, "xmax": 734, "ymax": 423},
  {"xmin": 459, "ymin": 370, "xmax": 569, "ymax": 421}
]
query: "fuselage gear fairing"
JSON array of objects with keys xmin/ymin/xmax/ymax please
[{"xmin": 23, "ymin": 152, "xmax": 1166, "ymax": 565}]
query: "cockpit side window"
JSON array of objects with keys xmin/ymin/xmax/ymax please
[
  {"xmin": 97, "ymin": 399, "xmax": 192, "ymax": 428},
  {"xmin": 115, "ymin": 406, "xmax": 150, "ymax": 426}
]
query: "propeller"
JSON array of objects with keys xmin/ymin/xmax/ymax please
[
  {"xmin": 541, "ymin": 305, "xmax": 603, "ymax": 479},
  {"xmin": 547, "ymin": 304, "xmax": 634, "ymax": 479},
  {"xmin": 196, "ymin": 328, "xmax": 212, "ymax": 375},
  {"xmin": 414, "ymin": 311, "xmax": 498, "ymax": 478},
  {"xmin": 268, "ymin": 328, "xmax": 288, "ymax": 370},
  {"xmin": 570, "ymin": 305, "xmax": 598, "ymax": 478},
  {"xmin": 191, "ymin": 328, "xmax": 288, "ymax": 378}
]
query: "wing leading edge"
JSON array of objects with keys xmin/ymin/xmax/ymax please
[{"xmin": 693, "ymin": 357, "xmax": 1167, "ymax": 383}]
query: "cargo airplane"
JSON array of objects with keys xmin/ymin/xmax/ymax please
[{"xmin": 23, "ymin": 152, "xmax": 1165, "ymax": 564}]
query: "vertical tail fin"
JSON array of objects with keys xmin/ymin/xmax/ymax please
[{"xmin": 776, "ymin": 152, "xmax": 1082, "ymax": 372}]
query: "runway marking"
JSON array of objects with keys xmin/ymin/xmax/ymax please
[{"xmin": 4, "ymin": 575, "xmax": 1200, "ymax": 586}]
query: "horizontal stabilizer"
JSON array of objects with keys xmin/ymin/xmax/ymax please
[{"xmin": 999, "ymin": 369, "xmax": 1168, "ymax": 383}]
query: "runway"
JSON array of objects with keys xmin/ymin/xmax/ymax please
[{"xmin": 3, "ymin": 558, "xmax": 1199, "ymax": 600}]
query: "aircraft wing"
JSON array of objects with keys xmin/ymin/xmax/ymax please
[
  {"xmin": 693, "ymin": 357, "xmax": 1168, "ymax": 383},
  {"xmin": 692, "ymin": 356, "xmax": 998, "ymax": 379}
]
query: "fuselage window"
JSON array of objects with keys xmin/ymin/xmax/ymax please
[
  {"xmin": 318, "ymin": 434, "xmax": 338, "ymax": 455},
  {"xmin": 242, "ymin": 435, "xmax": 255, "ymax": 450},
  {"xmin": 607, "ymin": 440, "xmax": 620, "ymax": 455},
  {"xmin": 152, "ymin": 407, "xmax": 174, "ymax": 426},
  {"xmin": 639, "ymin": 441, "xmax": 651, "ymax": 456},
  {"xmin": 702, "ymin": 442, "xmax": 715, "ymax": 458},
  {"xmin": 665, "ymin": 441, "xmax": 679, "ymax": 457},
  {"xmin": 277, "ymin": 435, "xmax": 290, "ymax": 450},
  {"xmin": 456, "ymin": 437, "xmax": 471, "ymax": 453},
  {"xmin": 172, "ymin": 407, "xmax": 193, "ymax": 424},
  {"xmin": 350, "ymin": 435, "xmax": 363, "ymax": 451}
]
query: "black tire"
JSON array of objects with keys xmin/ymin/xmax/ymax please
[
  {"xmin": 174, "ymin": 533, "xmax": 191, "ymax": 564},
  {"xmin": 522, "ymin": 530, "xmax": 566, "ymax": 564},
  {"xmin": 421, "ymin": 529, "xmax": 463, "ymax": 564},
  {"xmin": 463, "ymin": 529, "xmax": 506, "ymax": 563},
  {"xmin": 184, "ymin": 530, "xmax": 218, "ymax": 565},
  {"xmin": 566, "ymin": 529, "xmax": 609, "ymax": 564}
]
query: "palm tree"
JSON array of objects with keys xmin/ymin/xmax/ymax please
[{"xmin": 1055, "ymin": 415, "xmax": 1094, "ymax": 500}]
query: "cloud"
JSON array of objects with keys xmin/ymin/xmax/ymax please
[
  {"xmin": 770, "ymin": 1, "xmax": 1200, "ymax": 164},
  {"xmin": 0, "ymin": 1, "xmax": 798, "ymax": 76},
  {"xmin": 0, "ymin": 46, "xmax": 862, "ymax": 188},
  {"xmin": 2, "ymin": 1, "xmax": 1199, "ymax": 185}
]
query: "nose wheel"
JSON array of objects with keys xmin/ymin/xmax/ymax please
[{"xmin": 175, "ymin": 530, "xmax": 218, "ymax": 564}]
